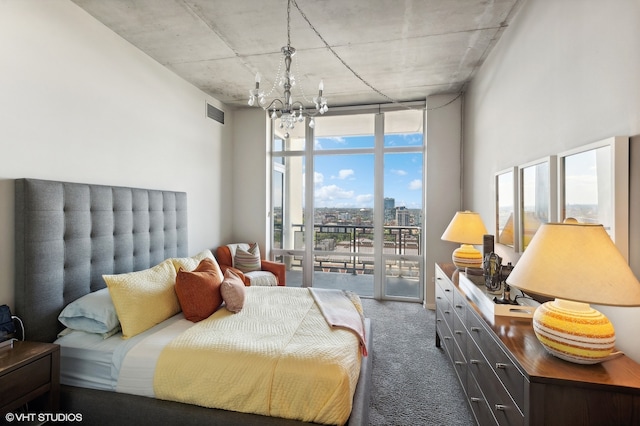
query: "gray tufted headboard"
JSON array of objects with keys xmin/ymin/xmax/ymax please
[{"xmin": 14, "ymin": 178, "xmax": 188, "ymax": 343}]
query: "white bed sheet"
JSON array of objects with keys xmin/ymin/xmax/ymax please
[{"xmin": 55, "ymin": 313, "xmax": 191, "ymax": 391}]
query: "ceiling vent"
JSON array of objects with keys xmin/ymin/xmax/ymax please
[{"xmin": 206, "ymin": 103, "xmax": 224, "ymax": 124}]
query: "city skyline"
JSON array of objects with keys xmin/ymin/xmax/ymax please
[{"xmin": 312, "ymin": 134, "xmax": 423, "ymax": 210}]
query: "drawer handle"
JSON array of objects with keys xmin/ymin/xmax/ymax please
[
  {"xmin": 436, "ymin": 319, "xmax": 442, "ymax": 323},
  {"xmin": 496, "ymin": 362, "xmax": 508, "ymax": 369},
  {"xmin": 495, "ymin": 404, "xmax": 507, "ymax": 411},
  {"xmin": 470, "ymin": 397, "xmax": 482, "ymax": 403},
  {"xmin": 455, "ymin": 304, "xmax": 463, "ymax": 309},
  {"xmin": 444, "ymin": 337, "xmax": 452, "ymax": 341},
  {"xmin": 436, "ymin": 277, "xmax": 442, "ymax": 280},
  {"xmin": 436, "ymin": 296, "xmax": 442, "ymax": 300},
  {"xmin": 470, "ymin": 359, "xmax": 480, "ymax": 365},
  {"xmin": 455, "ymin": 361, "xmax": 465, "ymax": 366},
  {"xmin": 471, "ymin": 326, "xmax": 481, "ymax": 332},
  {"xmin": 445, "ymin": 288, "xmax": 451, "ymax": 292},
  {"xmin": 444, "ymin": 310, "xmax": 451, "ymax": 314},
  {"xmin": 454, "ymin": 330, "xmax": 463, "ymax": 335}
]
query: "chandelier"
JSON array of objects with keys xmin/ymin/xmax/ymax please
[{"xmin": 248, "ymin": 0, "xmax": 328, "ymax": 138}]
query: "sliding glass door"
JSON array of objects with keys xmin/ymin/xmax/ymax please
[{"xmin": 271, "ymin": 105, "xmax": 424, "ymax": 301}]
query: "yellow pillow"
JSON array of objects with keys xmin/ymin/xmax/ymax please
[{"xmin": 104, "ymin": 259, "xmax": 180, "ymax": 339}]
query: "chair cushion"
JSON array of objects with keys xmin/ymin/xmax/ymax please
[{"xmin": 245, "ymin": 270, "xmax": 278, "ymax": 286}]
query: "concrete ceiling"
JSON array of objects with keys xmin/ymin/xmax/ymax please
[{"xmin": 71, "ymin": 0, "xmax": 523, "ymax": 108}]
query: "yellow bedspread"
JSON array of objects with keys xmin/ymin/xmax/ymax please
[{"xmin": 153, "ymin": 286, "xmax": 362, "ymax": 425}]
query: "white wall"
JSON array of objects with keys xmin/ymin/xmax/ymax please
[
  {"xmin": 425, "ymin": 94, "xmax": 462, "ymax": 308},
  {"xmin": 230, "ymin": 108, "xmax": 271, "ymax": 252},
  {"xmin": 0, "ymin": 1, "xmax": 234, "ymax": 308},
  {"xmin": 464, "ymin": 0, "xmax": 640, "ymax": 361}
]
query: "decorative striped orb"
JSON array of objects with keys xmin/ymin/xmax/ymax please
[
  {"xmin": 451, "ymin": 244, "xmax": 483, "ymax": 269},
  {"xmin": 532, "ymin": 300, "xmax": 615, "ymax": 364}
]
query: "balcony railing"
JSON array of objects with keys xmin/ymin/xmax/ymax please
[{"xmin": 274, "ymin": 223, "xmax": 421, "ymax": 275}]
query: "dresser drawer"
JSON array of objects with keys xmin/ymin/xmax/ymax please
[
  {"xmin": 441, "ymin": 329, "xmax": 455, "ymax": 362},
  {"xmin": 468, "ymin": 337, "xmax": 524, "ymax": 426},
  {"xmin": 452, "ymin": 288, "xmax": 467, "ymax": 321},
  {"xmin": 452, "ymin": 338, "xmax": 467, "ymax": 389},
  {"xmin": 439, "ymin": 301, "xmax": 455, "ymax": 334},
  {"xmin": 435, "ymin": 268, "xmax": 455, "ymax": 304},
  {"xmin": 467, "ymin": 309, "xmax": 526, "ymax": 409},
  {"xmin": 0, "ymin": 355, "xmax": 51, "ymax": 407},
  {"xmin": 452, "ymin": 307, "xmax": 467, "ymax": 353},
  {"xmin": 467, "ymin": 369, "xmax": 497, "ymax": 426},
  {"xmin": 436, "ymin": 299, "xmax": 452, "ymax": 352}
]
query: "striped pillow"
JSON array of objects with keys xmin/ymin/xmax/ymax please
[{"xmin": 234, "ymin": 243, "xmax": 261, "ymax": 272}]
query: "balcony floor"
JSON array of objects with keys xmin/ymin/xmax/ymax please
[{"xmin": 285, "ymin": 270, "xmax": 422, "ymax": 299}]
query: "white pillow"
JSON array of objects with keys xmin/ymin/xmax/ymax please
[{"xmin": 58, "ymin": 288, "xmax": 119, "ymax": 335}]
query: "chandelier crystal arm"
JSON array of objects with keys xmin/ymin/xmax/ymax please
[{"xmin": 248, "ymin": 0, "xmax": 327, "ymax": 138}]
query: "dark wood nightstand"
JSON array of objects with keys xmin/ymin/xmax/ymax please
[{"xmin": 0, "ymin": 341, "xmax": 60, "ymax": 415}]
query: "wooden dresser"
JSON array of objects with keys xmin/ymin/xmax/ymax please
[{"xmin": 435, "ymin": 263, "xmax": 640, "ymax": 426}]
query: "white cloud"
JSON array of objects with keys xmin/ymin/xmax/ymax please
[
  {"xmin": 391, "ymin": 169, "xmax": 408, "ymax": 176},
  {"xmin": 315, "ymin": 185, "xmax": 354, "ymax": 201},
  {"xmin": 356, "ymin": 194, "xmax": 374, "ymax": 204},
  {"xmin": 314, "ymin": 172, "xmax": 324, "ymax": 185},
  {"xmin": 338, "ymin": 169, "xmax": 355, "ymax": 179},
  {"xmin": 408, "ymin": 179, "xmax": 422, "ymax": 190}
]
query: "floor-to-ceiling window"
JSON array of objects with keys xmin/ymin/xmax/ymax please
[{"xmin": 271, "ymin": 104, "xmax": 425, "ymax": 301}]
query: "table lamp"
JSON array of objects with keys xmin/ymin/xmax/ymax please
[
  {"xmin": 506, "ymin": 222, "xmax": 640, "ymax": 364},
  {"xmin": 441, "ymin": 211, "xmax": 488, "ymax": 269}
]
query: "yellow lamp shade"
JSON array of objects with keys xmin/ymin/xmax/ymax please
[
  {"xmin": 506, "ymin": 222, "xmax": 640, "ymax": 365},
  {"xmin": 441, "ymin": 211, "xmax": 488, "ymax": 270},
  {"xmin": 532, "ymin": 299, "xmax": 615, "ymax": 364}
]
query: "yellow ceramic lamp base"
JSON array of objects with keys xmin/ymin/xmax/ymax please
[
  {"xmin": 451, "ymin": 244, "xmax": 483, "ymax": 269},
  {"xmin": 532, "ymin": 299, "xmax": 615, "ymax": 364}
]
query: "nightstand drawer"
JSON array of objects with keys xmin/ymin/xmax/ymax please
[{"xmin": 0, "ymin": 355, "xmax": 51, "ymax": 406}]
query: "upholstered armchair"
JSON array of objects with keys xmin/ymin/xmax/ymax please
[{"xmin": 215, "ymin": 243, "xmax": 286, "ymax": 286}]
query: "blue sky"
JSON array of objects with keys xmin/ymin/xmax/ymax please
[{"xmin": 312, "ymin": 134, "xmax": 423, "ymax": 209}]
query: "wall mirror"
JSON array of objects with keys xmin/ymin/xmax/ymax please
[
  {"xmin": 559, "ymin": 136, "xmax": 629, "ymax": 259},
  {"xmin": 518, "ymin": 157, "xmax": 557, "ymax": 251},
  {"xmin": 495, "ymin": 168, "xmax": 517, "ymax": 248}
]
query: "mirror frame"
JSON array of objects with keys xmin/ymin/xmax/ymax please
[
  {"xmin": 517, "ymin": 156, "xmax": 558, "ymax": 252},
  {"xmin": 558, "ymin": 136, "xmax": 629, "ymax": 260},
  {"xmin": 495, "ymin": 167, "xmax": 518, "ymax": 250}
]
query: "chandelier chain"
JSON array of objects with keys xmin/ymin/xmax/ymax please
[
  {"xmin": 264, "ymin": 56, "xmax": 284, "ymax": 98},
  {"xmin": 291, "ymin": 0, "xmax": 462, "ymax": 111},
  {"xmin": 287, "ymin": 0, "xmax": 292, "ymax": 47},
  {"xmin": 294, "ymin": 58, "xmax": 313, "ymax": 104},
  {"xmin": 291, "ymin": 0, "xmax": 411, "ymax": 109}
]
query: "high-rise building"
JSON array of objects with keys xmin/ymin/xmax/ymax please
[
  {"xmin": 384, "ymin": 197, "xmax": 395, "ymax": 223},
  {"xmin": 396, "ymin": 206, "xmax": 411, "ymax": 226}
]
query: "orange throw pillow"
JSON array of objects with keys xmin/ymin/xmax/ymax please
[{"xmin": 175, "ymin": 258, "xmax": 223, "ymax": 322}]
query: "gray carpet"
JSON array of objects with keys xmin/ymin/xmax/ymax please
[{"xmin": 361, "ymin": 299, "xmax": 475, "ymax": 425}]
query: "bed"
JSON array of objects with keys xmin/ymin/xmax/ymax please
[{"xmin": 13, "ymin": 178, "xmax": 372, "ymax": 425}]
